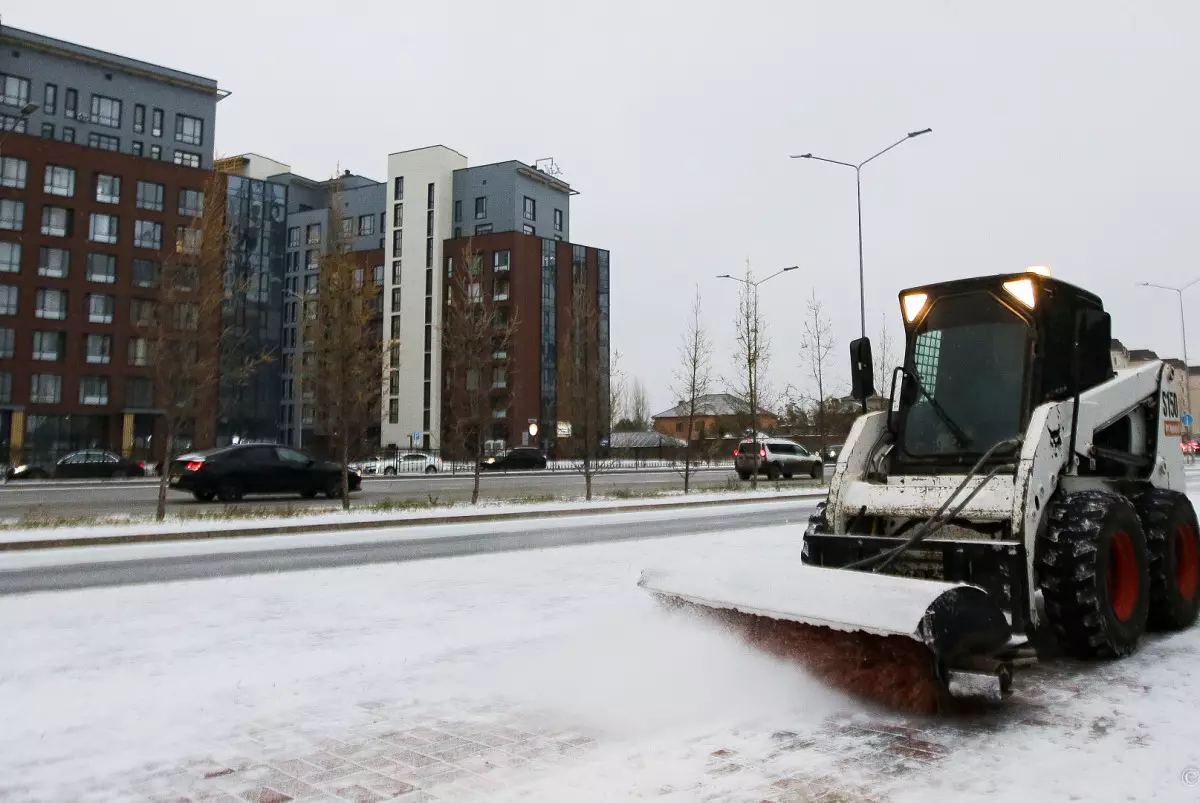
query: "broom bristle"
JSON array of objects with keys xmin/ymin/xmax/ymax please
[{"xmin": 671, "ymin": 599, "xmax": 948, "ymax": 714}]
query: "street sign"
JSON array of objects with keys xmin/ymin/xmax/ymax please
[
  {"xmin": 413, "ymin": 431, "xmax": 422, "ymax": 443},
  {"xmin": 1184, "ymin": 413, "xmax": 1194, "ymax": 428}
]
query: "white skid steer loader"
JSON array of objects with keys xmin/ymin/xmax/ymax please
[{"xmin": 640, "ymin": 269, "xmax": 1200, "ymax": 702}]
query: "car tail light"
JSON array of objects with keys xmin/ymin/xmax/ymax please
[
  {"xmin": 185, "ymin": 460, "xmax": 204, "ymax": 471},
  {"xmin": 760, "ymin": 449, "xmax": 766, "ymax": 459},
  {"xmin": 138, "ymin": 461, "xmax": 145, "ymax": 469}
]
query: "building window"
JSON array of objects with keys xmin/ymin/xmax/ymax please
[
  {"xmin": 474, "ymin": 223, "xmax": 492, "ymax": 235},
  {"xmin": 389, "ymin": 399, "xmax": 399, "ymax": 424},
  {"xmin": 554, "ymin": 208, "xmax": 563, "ymax": 232},
  {"xmin": 173, "ymin": 302, "xmax": 199, "ymax": 331},
  {"xmin": 136, "ymin": 180, "xmax": 164, "ymax": 211},
  {"xmin": 43, "ymin": 165, "xmax": 76, "ymax": 197},
  {"xmin": 133, "ymin": 258, "xmax": 159, "ymax": 288},
  {"xmin": 90, "ymin": 95, "xmax": 122, "ymax": 128},
  {"xmin": 287, "ymin": 226, "xmax": 300, "ymax": 247},
  {"xmin": 0, "ymin": 327, "xmax": 13, "ymax": 358},
  {"xmin": 87, "ymin": 293, "xmax": 114, "ymax": 324},
  {"xmin": 132, "ymin": 141, "xmax": 143, "ymax": 157},
  {"xmin": 425, "ymin": 238, "xmax": 433, "ymax": 268},
  {"xmin": 178, "ymin": 189, "xmax": 204, "ymax": 217},
  {"xmin": 0, "ymin": 156, "xmax": 27, "ymax": 188},
  {"xmin": 80, "ymin": 376, "xmax": 109, "ymax": 406},
  {"xmin": 85, "ymin": 333, "xmax": 112, "ymax": 364},
  {"xmin": 494, "ymin": 250, "xmax": 510, "ymax": 272},
  {"xmin": 0, "ymin": 285, "xmax": 16, "ymax": 315},
  {"xmin": 453, "ymin": 200, "xmax": 462, "ymax": 223},
  {"xmin": 373, "ymin": 264, "xmax": 384, "ymax": 286},
  {"xmin": 62, "ymin": 126, "xmax": 75, "ymax": 143},
  {"xmin": 43, "ymin": 83, "xmax": 58, "ymax": 115},
  {"xmin": 173, "ymin": 150, "xmax": 201, "ymax": 168},
  {"xmin": 493, "ymin": 277, "xmax": 510, "ymax": 301},
  {"xmin": 306, "ymin": 223, "xmax": 321, "ymax": 244},
  {"xmin": 427, "ymin": 182, "xmax": 435, "ymax": 208},
  {"xmin": 0, "ymin": 200, "xmax": 24, "ymax": 231},
  {"xmin": 0, "ymin": 74, "xmax": 30, "ymax": 108},
  {"xmin": 0, "ymin": 372, "xmax": 10, "ymax": 403},
  {"xmin": 150, "ymin": 144, "xmax": 161, "ymax": 160},
  {"xmin": 126, "ymin": 377, "xmax": 153, "ymax": 408},
  {"xmin": 176, "ymin": 227, "xmax": 201, "ymax": 254},
  {"xmin": 87, "ymin": 133, "xmax": 120, "ymax": 151},
  {"xmin": 305, "ymin": 249, "xmax": 318, "ymax": 271},
  {"xmin": 64, "ymin": 88, "xmax": 78, "ymax": 119},
  {"xmin": 392, "ymin": 261, "xmax": 402, "ymax": 285},
  {"xmin": 128, "ymin": 336, "xmax": 150, "ymax": 366},
  {"xmin": 151, "ymin": 108, "xmax": 163, "ymax": 137},
  {"xmin": 392, "ymin": 229, "xmax": 402, "ymax": 255},
  {"xmin": 34, "ymin": 288, "xmax": 65, "ymax": 320},
  {"xmin": 89, "ymin": 213, "xmax": 119, "ymax": 244},
  {"xmin": 32, "ymin": 331, "xmax": 64, "ymax": 361},
  {"xmin": 95, "ymin": 173, "xmax": 121, "ymax": 204},
  {"xmin": 341, "ymin": 216, "xmax": 353, "ymax": 239},
  {"xmin": 393, "ymin": 176, "xmax": 404, "ymax": 201},
  {"xmin": 130, "ymin": 298, "xmax": 154, "ymax": 327},
  {"xmin": 0, "ymin": 114, "xmax": 26, "ymax": 133},
  {"xmin": 133, "ymin": 220, "xmax": 162, "ymax": 250},
  {"xmin": 522, "ymin": 224, "xmax": 535, "ymax": 236},
  {"xmin": 86, "ymin": 252, "xmax": 117, "ymax": 284},
  {"xmin": 426, "ymin": 209, "xmax": 434, "ymax": 237},
  {"xmin": 133, "ymin": 103, "xmax": 145, "ymax": 134},
  {"xmin": 41, "ymin": 123, "xmax": 54, "ymax": 139},
  {"xmin": 30, "ymin": 374, "xmax": 61, "ymax": 404},
  {"xmin": 304, "ymin": 274, "xmax": 317, "ymax": 295},
  {"xmin": 38, "ymin": 247, "xmax": 68, "ymax": 278},
  {"xmin": 0, "ymin": 242, "xmax": 18, "ymax": 273},
  {"xmin": 523, "ymin": 196, "xmax": 536, "ymax": 221},
  {"xmin": 393, "ymin": 203, "xmax": 403, "ymax": 228},
  {"xmin": 174, "ymin": 114, "xmax": 204, "ymax": 146},
  {"xmin": 358, "ymin": 214, "xmax": 375, "ymax": 236},
  {"xmin": 40, "ymin": 206, "xmax": 69, "ymax": 237},
  {"xmin": 474, "ymin": 197, "xmax": 487, "ymax": 220}
]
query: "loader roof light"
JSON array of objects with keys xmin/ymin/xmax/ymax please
[
  {"xmin": 902, "ymin": 292, "xmax": 928, "ymax": 323},
  {"xmin": 1026, "ymin": 265, "xmax": 1051, "ymax": 277},
  {"xmin": 1002, "ymin": 277, "xmax": 1037, "ymax": 309}
]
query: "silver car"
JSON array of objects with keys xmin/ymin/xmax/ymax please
[{"xmin": 734, "ymin": 438, "xmax": 823, "ymax": 480}]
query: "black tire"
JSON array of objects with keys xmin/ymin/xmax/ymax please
[
  {"xmin": 801, "ymin": 502, "xmax": 829, "ymax": 566},
  {"xmin": 737, "ymin": 471, "xmax": 751, "ymax": 481},
  {"xmin": 384, "ymin": 467, "xmax": 396, "ymax": 475},
  {"xmin": 766, "ymin": 463, "xmax": 781, "ymax": 481},
  {"xmin": 810, "ymin": 462, "xmax": 822, "ymax": 479},
  {"xmin": 192, "ymin": 490, "xmax": 215, "ymax": 503},
  {"xmin": 216, "ymin": 479, "xmax": 244, "ymax": 503},
  {"xmin": 425, "ymin": 465, "xmax": 437, "ymax": 474},
  {"xmin": 325, "ymin": 478, "xmax": 343, "ymax": 499},
  {"xmin": 1130, "ymin": 487, "xmax": 1200, "ymax": 631},
  {"xmin": 782, "ymin": 470, "xmax": 794, "ymax": 480},
  {"xmin": 300, "ymin": 489, "xmax": 318, "ymax": 499},
  {"xmin": 1038, "ymin": 490, "xmax": 1150, "ymax": 659}
]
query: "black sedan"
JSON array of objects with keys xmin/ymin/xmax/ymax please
[
  {"xmin": 168, "ymin": 443, "xmax": 362, "ymax": 502},
  {"xmin": 480, "ymin": 447, "xmax": 548, "ymax": 471},
  {"xmin": 7, "ymin": 449, "xmax": 148, "ymax": 480}
]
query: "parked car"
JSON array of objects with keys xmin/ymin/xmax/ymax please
[
  {"xmin": 168, "ymin": 443, "xmax": 362, "ymax": 502},
  {"xmin": 824, "ymin": 443, "xmax": 844, "ymax": 462},
  {"xmin": 357, "ymin": 452, "xmax": 443, "ymax": 475},
  {"xmin": 734, "ymin": 438, "xmax": 823, "ymax": 480},
  {"xmin": 481, "ymin": 447, "xmax": 548, "ymax": 471},
  {"xmin": 7, "ymin": 449, "xmax": 148, "ymax": 481}
]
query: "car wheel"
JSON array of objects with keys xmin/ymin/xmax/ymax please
[
  {"xmin": 192, "ymin": 490, "xmax": 215, "ymax": 503},
  {"xmin": 782, "ymin": 470, "xmax": 794, "ymax": 480},
  {"xmin": 325, "ymin": 478, "xmax": 343, "ymax": 499},
  {"xmin": 384, "ymin": 467, "xmax": 396, "ymax": 475},
  {"xmin": 425, "ymin": 465, "xmax": 437, "ymax": 474},
  {"xmin": 737, "ymin": 471, "xmax": 751, "ymax": 481},
  {"xmin": 216, "ymin": 479, "xmax": 244, "ymax": 503},
  {"xmin": 810, "ymin": 463, "xmax": 822, "ymax": 479},
  {"xmin": 766, "ymin": 463, "xmax": 781, "ymax": 480},
  {"xmin": 300, "ymin": 489, "xmax": 318, "ymax": 499}
]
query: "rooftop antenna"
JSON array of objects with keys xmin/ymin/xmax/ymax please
[{"xmin": 534, "ymin": 157, "xmax": 564, "ymax": 179}]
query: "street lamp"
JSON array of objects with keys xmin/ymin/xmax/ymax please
[
  {"xmin": 790, "ymin": 128, "xmax": 932, "ymax": 340},
  {"xmin": 1138, "ymin": 278, "xmax": 1200, "ymax": 430}
]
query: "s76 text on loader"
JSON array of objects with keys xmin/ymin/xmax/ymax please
[{"xmin": 640, "ymin": 268, "xmax": 1198, "ymax": 704}]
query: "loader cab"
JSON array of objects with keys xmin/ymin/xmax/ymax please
[{"xmin": 886, "ymin": 270, "xmax": 1112, "ymax": 472}]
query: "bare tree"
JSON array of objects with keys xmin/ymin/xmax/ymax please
[
  {"xmin": 800, "ymin": 289, "xmax": 836, "ymax": 463},
  {"xmin": 671, "ymin": 285, "xmax": 713, "ymax": 493},
  {"xmin": 874, "ymin": 311, "xmax": 897, "ymax": 401},
  {"xmin": 729, "ymin": 260, "xmax": 771, "ymax": 489},
  {"xmin": 561, "ymin": 281, "xmax": 610, "ymax": 500},
  {"xmin": 300, "ymin": 181, "xmax": 391, "ymax": 510},
  {"xmin": 628, "ymin": 378, "xmax": 651, "ymax": 430},
  {"xmin": 608, "ymin": 349, "xmax": 628, "ymax": 430},
  {"xmin": 143, "ymin": 171, "xmax": 269, "ymax": 520},
  {"xmin": 440, "ymin": 238, "xmax": 518, "ymax": 505}
]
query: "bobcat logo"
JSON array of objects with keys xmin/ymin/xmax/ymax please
[{"xmin": 1048, "ymin": 426, "xmax": 1063, "ymax": 449}]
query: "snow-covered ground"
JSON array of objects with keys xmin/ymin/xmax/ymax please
[{"xmin": 3, "ymin": 503, "xmax": 1200, "ymax": 801}]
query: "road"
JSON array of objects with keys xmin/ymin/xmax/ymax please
[
  {"xmin": 0, "ymin": 466, "xmax": 819, "ymax": 519},
  {"xmin": 0, "ymin": 497, "xmax": 821, "ymax": 595}
]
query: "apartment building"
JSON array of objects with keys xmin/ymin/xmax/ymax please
[{"xmin": 0, "ymin": 25, "xmax": 223, "ymax": 465}]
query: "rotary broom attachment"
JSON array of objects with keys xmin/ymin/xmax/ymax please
[{"xmin": 639, "ymin": 561, "xmax": 1027, "ymax": 715}]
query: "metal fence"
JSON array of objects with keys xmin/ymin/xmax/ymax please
[{"xmin": 353, "ymin": 451, "xmax": 735, "ymax": 476}]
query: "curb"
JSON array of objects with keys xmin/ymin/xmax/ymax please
[{"xmin": 0, "ymin": 490, "xmax": 828, "ymax": 552}]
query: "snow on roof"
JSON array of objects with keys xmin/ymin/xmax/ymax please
[
  {"xmin": 652, "ymin": 393, "xmax": 775, "ymax": 420},
  {"xmin": 609, "ymin": 431, "xmax": 687, "ymax": 448}
]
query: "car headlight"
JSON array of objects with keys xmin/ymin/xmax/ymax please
[{"xmin": 485, "ymin": 457, "xmax": 496, "ymax": 464}]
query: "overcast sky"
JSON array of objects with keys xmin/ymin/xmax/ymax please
[{"xmin": 14, "ymin": 1, "xmax": 1200, "ymax": 413}]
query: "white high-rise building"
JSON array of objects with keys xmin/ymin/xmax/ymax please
[{"xmin": 382, "ymin": 146, "xmax": 468, "ymax": 450}]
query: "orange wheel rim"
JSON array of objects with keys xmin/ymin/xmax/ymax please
[
  {"xmin": 1176, "ymin": 524, "xmax": 1199, "ymax": 602},
  {"xmin": 1107, "ymin": 530, "xmax": 1139, "ymax": 622}
]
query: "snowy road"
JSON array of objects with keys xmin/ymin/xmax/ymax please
[
  {"xmin": 4, "ymin": 513, "xmax": 1200, "ymax": 801},
  {"xmin": 0, "ymin": 497, "xmax": 820, "ymax": 595}
]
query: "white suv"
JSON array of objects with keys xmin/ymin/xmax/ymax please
[{"xmin": 734, "ymin": 438, "xmax": 823, "ymax": 480}]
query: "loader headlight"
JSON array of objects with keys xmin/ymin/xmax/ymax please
[
  {"xmin": 1026, "ymin": 265, "xmax": 1051, "ymax": 277},
  {"xmin": 1002, "ymin": 277, "xmax": 1037, "ymax": 309},
  {"xmin": 902, "ymin": 292, "xmax": 928, "ymax": 322}
]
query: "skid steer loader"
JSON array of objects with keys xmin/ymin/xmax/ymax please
[{"xmin": 640, "ymin": 268, "xmax": 1200, "ymax": 702}]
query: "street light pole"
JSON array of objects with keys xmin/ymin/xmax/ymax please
[
  {"xmin": 791, "ymin": 128, "xmax": 932, "ymax": 341},
  {"xmin": 1139, "ymin": 278, "xmax": 1200, "ymax": 434}
]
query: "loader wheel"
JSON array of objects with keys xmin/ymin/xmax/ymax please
[
  {"xmin": 1038, "ymin": 491, "xmax": 1150, "ymax": 659},
  {"xmin": 1130, "ymin": 488, "xmax": 1200, "ymax": 631},
  {"xmin": 801, "ymin": 503, "xmax": 829, "ymax": 566}
]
